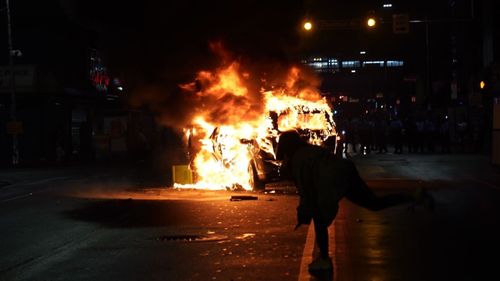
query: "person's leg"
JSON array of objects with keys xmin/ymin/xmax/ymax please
[
  {"xmin": 309, "ymin": 215, "xmax": 333, "ymax": 271},
  {"xmin": 313, "ymin": 216, "xmax": 329, "ymax": 259},
  {"xmin": 344, "ymin": 161, "xmax": 414, "ymax": 211}
]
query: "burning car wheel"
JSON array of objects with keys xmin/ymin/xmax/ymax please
[{"xmin": 248, "ymin": 162, "xmax": 265, "ymax": 190}]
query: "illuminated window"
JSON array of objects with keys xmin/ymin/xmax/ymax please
[
  {"xmin": 304, "ymin": 57, "xmax": 340, "ymax": 73},
  {"xmin": 386, "ymin": 60, "xmax": 404, "ymax": 67},
  {"xmin": 362, "ymin": 60, "xmax": 385, "ymax": 67},
  {"xmin": 341, "ymin": 60, "xmax": 360, "ymax": 68},
  {"xmin": 329, "ymin": 59, "xmax": 339, "ymax": 65}
]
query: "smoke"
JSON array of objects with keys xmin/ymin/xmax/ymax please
[
  {"xmin": 131, "ymin": 45, "xmax": 267, "ymax": 130},
  {"xmin": 61, "ymin": 0, "xmax": 307, "ymax": 131}
]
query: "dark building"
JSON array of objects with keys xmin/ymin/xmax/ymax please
[
  {"xmin": 0, "ymin": 1, "xmax": 134, "ymax": 167},
  {"xmin": 298, "ymin": 0, "xmax": 500, "ymax": 154}
]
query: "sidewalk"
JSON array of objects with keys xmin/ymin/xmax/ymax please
[
  {"xmin": 352, "ymin": 151, "xmax": 500, "ymax": 185},
  {"xmin": 0, "ymin": 160, "xmax": 171, "ymax": 188}
]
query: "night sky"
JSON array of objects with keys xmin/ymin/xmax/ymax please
[
  {"xmin": 1, "ymin": 1, "xmax": 304, "ymax": 86},
  {"xmin": 2, "ymin": 2, "xmax": 476, "ymax": 68},
  {"xmin": 0, "ymin": 1, "xmax": 490, "ymax": 98},
  {"xmin": 62, "ymin": 0, "xmax": 306, "ymax": 86}
]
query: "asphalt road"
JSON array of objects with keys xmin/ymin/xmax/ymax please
[
  {"xmin": 1, "ymin": 153, "xmax": 499, "ymax": 281},
  {"xmin": 0, "ymin": 175, "xmax": 305, "ymax": 281}
]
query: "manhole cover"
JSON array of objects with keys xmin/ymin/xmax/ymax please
[{"xmin": 153, "ymin": 234, "xmax": 228, "ymax": 242}]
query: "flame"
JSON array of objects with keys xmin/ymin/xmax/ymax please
[
  {"xmin": 174, "ymin": 62, "xmax": 336, "ymax": 190},
  {"xmin": 198, "ymin": 63, "xmax": 248, "ymax": 97}
]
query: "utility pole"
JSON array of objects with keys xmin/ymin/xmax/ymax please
[{"xmin": 5, "ymin": 0, "xmax": 19, "ymax": 165}]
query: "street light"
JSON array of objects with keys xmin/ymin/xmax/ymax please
[
  {"xmin": 366, "ymin": 17, "xmax": 377, "ymax": 28},
  {"xmin": 303, "ymin": 21, "xmax": 313, "ymax": 31}
]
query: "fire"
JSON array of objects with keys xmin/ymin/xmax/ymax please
[
  {"xmin": 174, "ymin": 61, "xmax": 336, "ymax": 190},
  {"xmin": 264, "ymin": 91, "xmax": 335, "ymax": 146}
]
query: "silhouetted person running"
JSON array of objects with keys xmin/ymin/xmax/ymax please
[{"xmin": 276, "ymin": 130, "xmax": 434, "ymax": 273}]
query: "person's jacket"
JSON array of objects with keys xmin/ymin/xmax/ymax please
[{"xmin": 290, "ymin": 144, "xmax": 351, "ymax": 226}]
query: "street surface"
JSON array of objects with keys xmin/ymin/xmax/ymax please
[{"xmin": 1, "ymin": 153, "xmax": 500, "ymax": 281}]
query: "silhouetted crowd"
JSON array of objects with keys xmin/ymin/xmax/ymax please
[{"xmin": 336, "ymin": 114, "xmax": 482, "ymax": 156}]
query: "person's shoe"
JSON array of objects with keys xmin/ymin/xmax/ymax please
[{"xmin": 308, "ymin": 256, "xmax": 333, "ymax": 272}]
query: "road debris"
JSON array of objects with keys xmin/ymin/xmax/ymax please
[
  {"xmin": 235, "ymin": 233, "xmax": 256, "ymax": 240},
  {"xmin": 230, "ymin": 195, "xmax": 258, "ymax": 201}
]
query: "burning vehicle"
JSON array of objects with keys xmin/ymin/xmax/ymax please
[
  {"xmin": 173, "ymin": 61, "xmax": 338, "ymax": 191},
  {"xmin": 206, "ymin": 99, "xmax": 338, "ymax": 190}
]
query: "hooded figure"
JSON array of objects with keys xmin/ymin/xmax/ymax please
[
  {"xmin": 277, "ymin": 131, "xmax": 350, "ymax": 227},
  {"xmin": 276, "ymin": 130, "xmax": 434, "ymax": 272}
]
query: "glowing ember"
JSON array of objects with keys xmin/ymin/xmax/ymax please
[{"xmin": 174, "ymin": 61, "xmax": 336, "ymax": 190}]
